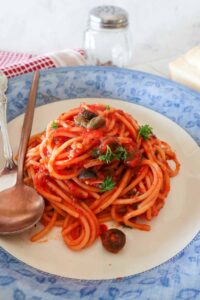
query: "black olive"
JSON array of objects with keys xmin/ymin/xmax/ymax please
[
  {"xmin": 100, "ymin": 228, "xmax": 126, "ymax": 253},
  {"xmin": 79, "ymin": 169, "xmax": 97, "ymax": 179},
  {"xmin": 81, "ymin": 109, "xmax": 97, "ymax": 121}
]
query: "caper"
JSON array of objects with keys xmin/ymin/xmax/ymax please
[
  {"xmin": 74, "ymin": 115, "xmax": 88, "ymax": 128},
  {"xmin": 87, "ymin": 116, "xmax": 106, "ymax": 129}
]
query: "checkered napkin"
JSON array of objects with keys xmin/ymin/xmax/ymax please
[{"xmin": 0, "ymin": 49, "xmax": 86, "ymax": 78}]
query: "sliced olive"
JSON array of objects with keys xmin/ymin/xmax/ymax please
[
  {"xmin": 81, "ymin": 109, "xmax": 97, "ymax": 121},
  {"xmin": 100, "ymin": 228, "xmax": 126, "ymax": 253},
  {"xmin": 79, "ymin": 169, "xmax": 97, "ymax": 179},
  {"xmin": 74, "ymin": 115, "xmax": 88, "ymax": 128},
  {"xmin": 87, "ymin": 116, "xmax": 106, "ymax": 129}
]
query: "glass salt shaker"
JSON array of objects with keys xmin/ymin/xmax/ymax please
[{"xmin": 83, "ymin": 5, "xmax": 132, "ymax": 67}]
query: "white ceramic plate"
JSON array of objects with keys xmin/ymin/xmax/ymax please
[{"xmin": 0, "ymin": 98, "xmax": 200, "ymax": 280}]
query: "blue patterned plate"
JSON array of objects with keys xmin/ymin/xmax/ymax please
[{"xmin": 0, "ymin": 66, "xmax": 200, "ymax": 300}]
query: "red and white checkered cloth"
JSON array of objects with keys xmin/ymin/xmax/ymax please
[{"xmin": 0, "ymin": 49, "xmax": 86, "ymax": 78}]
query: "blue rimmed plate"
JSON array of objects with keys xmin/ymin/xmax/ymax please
[{"xmin": 0, "ymin": 66, "xmax": 200, "ymax": 300}]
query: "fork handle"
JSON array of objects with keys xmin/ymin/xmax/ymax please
[{"xmin": 0, "ymin": 94, "xmax": 15, "ymax": 169}]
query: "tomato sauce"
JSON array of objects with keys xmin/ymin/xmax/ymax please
[{"xmin": 98, "ymin": 224, "xmax": 108, "ymax": 236}]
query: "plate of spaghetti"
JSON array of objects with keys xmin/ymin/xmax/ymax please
[{"xmin": 0, "ymin": 95, "xmax": 199, "ymax": 281}]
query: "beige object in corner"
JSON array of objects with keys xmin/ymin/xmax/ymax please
[{"xmin": 169, "ymin": 45, "xmax": 200, "ymax": 92}]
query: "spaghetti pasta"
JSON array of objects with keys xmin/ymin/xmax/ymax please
[{"xmin": 24, "ymin": 103, "xmax": 180, "ymax": 251}]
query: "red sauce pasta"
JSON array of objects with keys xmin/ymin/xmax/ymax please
[{"xmin": 24, "ymin": 103, "xmax": 180, "ymax": 251}]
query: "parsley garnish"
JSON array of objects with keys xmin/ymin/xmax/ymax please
[
  {"xmin": 98, "ymin": 145, "xmax": 128, "ymax": 163},
  {"xmin": 138, "ymin": 124, "xmax": 153, "ymax": 140},
  {"xmin": 106, "ymin": 104, "xmax": 110, "ymax": 110},
  {"xmin": 100, "ymin": 176, "xmax": 116, "ymax": 192},
  {"xmin": 115, "ymin": 146, "xmax": 128, "ymax": 161},
  {"xmin": 99, "ymin": 145, "xmax": 115, "ymax": 164},
  {"xmin": 51, "ymin": 121, "xmax": 58, "ymax": 129}
]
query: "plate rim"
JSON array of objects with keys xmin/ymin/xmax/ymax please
[{"xmin": 8, "ymin": 65, "xmax": 200, "ymax": 99}]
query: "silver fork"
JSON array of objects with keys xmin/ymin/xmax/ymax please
[{"xmin": 0, "ymin": 71, "xmax": 16, "ymax": 173}]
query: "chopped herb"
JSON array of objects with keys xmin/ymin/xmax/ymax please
[
  {"xmin": 51, "ymin": 121, "xmax": 58, "ymax": 129},
  {"xmin": 115, "ymin": 146, "xmax": 128, "ymax": 161},
  {"xmin": 98, "ymin": 145, "xmax": 128, "ymax": 163},
  {"xmin": 91, "ymin": 148, "xmax": 100, "ymax": 158},
  {"xmin": 138, "ymin": 124, "xmax": 153, "ymax": 140},
  {"xmin": 100, "ymin": 176, "xmax": 115, "ymax": 192},
  {"xmin": 99, "ymin": 145, "xmax": 116, "ymax": 164},
  {"xmin": 106, "ymin": 104, "xmax": 110, "ymax": 110}
]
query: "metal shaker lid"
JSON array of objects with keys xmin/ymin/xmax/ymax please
[{"xmin": 88, "ymin": 6, "xmax": 129, "ymax": 29}]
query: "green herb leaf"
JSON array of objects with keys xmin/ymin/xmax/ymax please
[
  {"xmin": 115, "ymin": 146, "xmax": 128, "ymax": 161},
  {"xmin": 91, "ymin": 148, "xmax": 100, "ymax": 158},
  {"xmin": 138, "ymin": 124, "xmax": 153, "ymax": 140},
  {"xmin": 100, "ymin": 176, "xmax": 116, "ymax": 192},
  {"xmin": 106, "ymin": 104, "xmax": 110, "ymax": 110},
  {"xmin": 98, "ymin": 145, "xmax": 128, "ymax": 163},
  {"xmin": 51, "ymin": 121, "xmax": 58, "ymax": 129},
  {"xmin": 99, "ymin": 145, "xmax": 116, "ymax": 164}
]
